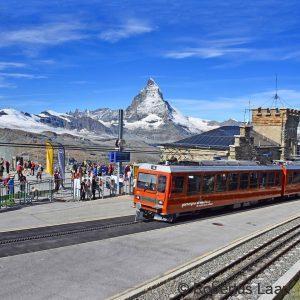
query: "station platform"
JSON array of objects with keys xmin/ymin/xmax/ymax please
[
  {"xmin": 0, "ymin": 195, "xmax": 135, "ymax": 233},
  {"xmin": 0, "ymin": 198, "xmax": 299, "ymax": 299}
]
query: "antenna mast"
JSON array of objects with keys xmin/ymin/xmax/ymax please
[{"xmin": 272, "ymin": 74, "xmax": 285, "ymax": 108}]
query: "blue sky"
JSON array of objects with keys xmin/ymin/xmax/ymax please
[{"xmin": 0, "ymin": 0, "xmax": 300, "ymax": 121}]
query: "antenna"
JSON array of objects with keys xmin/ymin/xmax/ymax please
[
  {"xmin": 274, "ymin": 74, "xmax": 279, "ymax": 107},
  {"xmin": 271, "ymin": 74, "xmax": 287, "ymax": 108},
  {"xmin": 248, "ymin": 99, "xmax": 251, "ymax": 124}
]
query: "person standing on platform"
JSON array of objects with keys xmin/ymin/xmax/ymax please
[
  {"xmin": 86, "ymin": 179, "xmax": 92, "ymax": 200},
  {"xmin": 7, "ymin": 176, "xmax": 14, "ymax": 195},
  {"xmin": 0, "ymin": 163, "xmax": 4, "ymax": 181},
  {"xmin": 91, "ymin": 176, "xmax": 97, "ymax": 200},
  {"xmin": 80, "ymin": 179, "xmax": 86, "ymax": 200},
  {"xmin": 36, "ymin": 164, "xmax": 43, "ymax": 180},
  {"xmin": 54, "ymin": 170, "xmax": 60, "ymax": 192},
  {"xmin": 16, "ymin": 163, "xmax": 22, "ymax": 181},
  {"xmin": 108, "ymin": 163, "xmax": 114, "ymax": 176},
  {"xmin": 30, "ymin": 161, "xmax": 35, "ymax": 176},
  {"xmin": 5, "ymin": 160, "xmax": 10, "ymax": 174}
]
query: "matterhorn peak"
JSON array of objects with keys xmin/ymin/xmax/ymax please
[
  {"xmin": 147, "ymin": 77, "xmax": 158, "ymax": 87},
  {"xmin": 125, "ymin": 78, "xmax": 174, "ymax": 122}
]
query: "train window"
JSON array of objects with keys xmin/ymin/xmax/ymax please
[
  {"xmin": 187, "ymin": 175, "xmax": 201, "ymax": 194},
  {"xmin": 288, "ymin": 172, "xmax": 293, "ymax": 184},
  {"xmin": 259, "ymin": 173, "xmax": 268, "ymax": 188},
  {"xmin": 268, "ymin": 173, "xmax": 276, "ymax": 187},
  {"xmin": 157, "ymin": 176, "xmax": 167, "ymax": 193},
  {"xmin": 275, "ymin": 172, "xmax": 282, "ymax": 186},
  {"xmin": 239, "ymin": 173, "xmax": 249, "ymax": 189},
  {"xmin": 216, "ymin": 173, "xmax": 227, "ymax": 192},
  {"xmin": 171, "ymin": 176, "xmax": 184, "ymax": 193},
  {"xmin": 292, "ymin": 171, "xmax": 300, "ymax": 184},
  {"xmin": 249, "ymin": 173, "xmax": 258, "ymax": 189},
  {"xmin": 137, "ymin": 173, "xmax": 157, "ymax": 191},
  {"xmin": 203, "ymin": 175, "xmax": 215, "ymax": 194},
  {"xmin": 228, "ymin": 173, "xmax": 238, "ymax": 191}
]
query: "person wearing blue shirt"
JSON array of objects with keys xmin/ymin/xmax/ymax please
[{"xmin": 7, "ymin": 176, "xmax": 14, "ymax": 195}]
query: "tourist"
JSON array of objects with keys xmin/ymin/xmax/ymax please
[
  {"xmin": 20, "ymin": 174, "xmax": 26, "ymax": 196},
  {"xmin": 5, "ymin": 160, "xmax": 9, "ymax": 174},
  {"xmin": 86, "ymin": 179, "xmax": 92, "ymax": 200},
  {"xmin": 30, "ymin": 161, "xmax": 35, "ymax": 176},
  {"xmin": 7, "ymin": 176, "xmax": 14, "ymax": 195},
  {"xmin": 91, "ymin": 176, "xmax": 97, "ymax": 200},
  {"xmin": 80, "ymin": 179, "xmax": 86, "ymax": 200},
  {"xmin": 54, "ymin": 170, "xmax": 60, "ymax": 192},
  {"xmin": 0, "ymin": 163, "xmax": 4, "ymax": 180},
  {"xmin": 16, "ymin": 163, "xmax": 23, "ymax": 181},
  {"xmin": 36, "ymin": 164, "xmax": 43, "ymax": 180}
]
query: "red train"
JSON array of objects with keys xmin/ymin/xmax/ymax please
[{"xmin": 133, "ymin": 162, "xmax": 300, "ymax": 222}]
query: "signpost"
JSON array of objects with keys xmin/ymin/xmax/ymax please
[{"xmin": 108, "ymin": 151, "xmax": 130, "ymax": 163}]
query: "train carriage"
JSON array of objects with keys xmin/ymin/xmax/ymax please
[
  {"xmin": 134, "ymin": 163, "xmax": 286, "ymax": 222},
  {"xmin": 284, "ymin": 164, "xmax": 300, "ymax": 196}
]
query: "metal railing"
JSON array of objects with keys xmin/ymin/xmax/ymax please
[
  {"xmin": 0, "ymin": 179, "xmax": 54, "ymax": 209},
  {"xmin": 0, "ymin": 175, "xmax": 134, "ymax": 208}
]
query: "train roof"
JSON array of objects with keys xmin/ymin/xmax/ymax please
[
  {"xmin": 285, "ymin": 164, "xmax": 300, "ymax": 170},
  {"xmin": 138, "ymin": 163, "xmax": 282, "ymax": 173}
]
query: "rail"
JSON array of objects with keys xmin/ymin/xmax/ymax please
[{"xmin": 111, "ymin": 215, "xmax": 300, "ymax": 300}]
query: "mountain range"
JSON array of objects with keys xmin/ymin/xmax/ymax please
[{"xmin": 0, "ymin": 78, "xmax": 240, "ymax": 143}]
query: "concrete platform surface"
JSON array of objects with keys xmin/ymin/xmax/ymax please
[
  {"xmin": 0, "ymin": 199, "xmax": 299, "ymax": 300},
  {"xmin": 0, "ymin": 195, "xmax": 135, "ymax": 233}
]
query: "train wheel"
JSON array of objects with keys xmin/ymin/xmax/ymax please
[
  {"xmin": 143, "ymin": 211, "xmax": 154, "ymax": 221},
  {"xmin": 167, "ymin": 214, "xmax": 177, "ymax": 223}
]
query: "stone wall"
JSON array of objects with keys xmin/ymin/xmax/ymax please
[
  {"xmin": 229, "ymin": 125, "xmax": 256, "ymax": 160},
  {"xmin": 252, "ymin": 108, "xmax": 300, "ymax": 160},
  {"xmin": 160, "ymin": 147, "xmax": 229, "ymax": 162}
]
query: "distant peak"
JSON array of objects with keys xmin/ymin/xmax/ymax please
[{"xmin": 147, "ymin": 77, "xmax": 158, "ymax": 87}]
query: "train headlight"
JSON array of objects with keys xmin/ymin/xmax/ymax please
[
  {"xmin": 158, "ymin": 200, "xmax": 163, "ymax": 205},
  {"xmin": 136, "ymin": 196, "xmax": 140, "ymax": 200}
]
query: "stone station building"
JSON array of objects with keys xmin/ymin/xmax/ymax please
[{"xmin": 160, "ymin": 108, "xmax": 300, "ymax": 163}]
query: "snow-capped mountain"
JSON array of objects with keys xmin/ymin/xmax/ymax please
[
  {"xmin": 0, "ymin": 78, "xmax": 236, "ymax": 143},
  {"xmin": 67, "ymin": 78, "xmax": 219, "ymax": 140}
]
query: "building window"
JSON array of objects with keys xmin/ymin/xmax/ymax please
[
  {"xmin": 157, "ymin": 176, "xmax": 167, "ymax": 193},
  {"xmin": 216, "ymin": 173, "xmax": 227, "ymax": 192},
  {"xmin": 187, "ymin": 175, "xmax": 201, "ymax": 194},
  {"xmin": 239, "ymin": 173, "xmax": 249, "ymax": 189},
  {"xmin": 171, "ymin": 176, "xmax": 184, "ymax": 193},
  {"xmin": 250, "ymin": 173, "xmax": 258, "ymax": 189},
  {"xmin": 203, "ymin": 175, "xmax": 215, "ymax": 194},
  {"xmin": 228, "ymin": 173, "xmax": 238, "ymax": 191}
]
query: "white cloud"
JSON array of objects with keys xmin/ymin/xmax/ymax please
[
  {"xmin": 0, "ymin": 22, "xmax": 86, "ymax": 47},
  {"xmin": 165, "ymin": 37, "xmax": 252, "ymax": 59},
  {"xmin": 99, "ymin": 19, "xmax": 153, "ymax": 42},
  {"xmin": 0, "ymin": 62, "xmax": 27, "ymax": 70},
  {"xmin": 165, "ymin": 47, "xmax": 251, "ymax": 59},
  {"xmin": 0, "ymin": 72, "xmax": 46, "ymax": 79}
]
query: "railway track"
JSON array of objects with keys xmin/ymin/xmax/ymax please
[
  {"xmin": 0, "ymin": 215, "xmax": 172, "ymax": 258},
  {"xmin": 0, "ymin": 220, "xmax": 138, "ymax": 245},
  {"xmin": 179, "ymin": 221, "xmax": 300, "ymax": 299},
  {"xmin": 115, "ymin": 216, "xmax": 300, "ymax": 300}
]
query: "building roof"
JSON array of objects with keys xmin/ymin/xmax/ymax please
[
  {"xmin": 162, "ymin": 125, "xmax": 280, "ymax": 150},
  {"xmin": 165, "ymin": 126, "xmax": 240, "ymax": 150}
]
